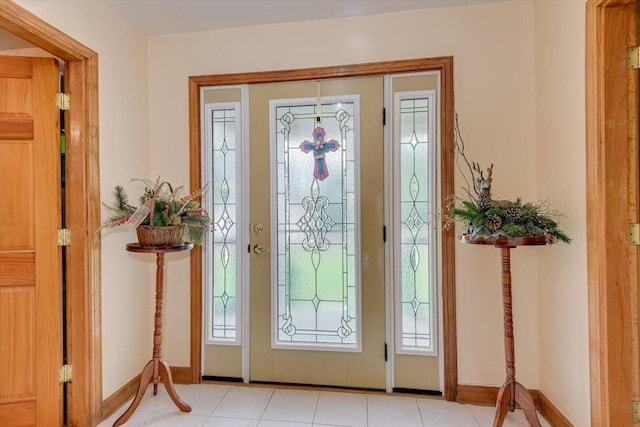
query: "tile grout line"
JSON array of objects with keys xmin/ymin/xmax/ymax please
[
  {"xmin": 220, "ymin": 384, "xmax": 235, "ymax": 417},
  {"xmin": 365, "ymin": 394, "xmax": 369, "ymax": 427},
  {"xmin": 311, "ymin": 390, "xmax": 321, "ymax": 425},
  {"xmin": 415, "ymin": 397, "xmax": 425, "ymax": 426},
  {"xmin": 258, "ymin": 388, "xmax": 276, "ymax": 422},
  {"xmin": 206, "ymin": 384, "xmax": 232, "ymax": 418}
]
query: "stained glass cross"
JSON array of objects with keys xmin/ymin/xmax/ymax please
[{"xmin": 299, "ymin": 126, "xmax": 340, "ymax": 181}]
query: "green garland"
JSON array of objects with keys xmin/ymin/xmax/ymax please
[{"xmin": 451, "ymin": 197, "xmax": 571, "ymax": 244}]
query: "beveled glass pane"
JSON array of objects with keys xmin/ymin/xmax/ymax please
[
  {"xmin": 274, "ymin": 99, "xmax": 359, "ymax": 348},
  {"xmin": 209, "ymin": 105, "xmax": 239, "ymax": 342},
  {"xmin": 399, "ymin": 96, "xmax": 432, "ymax": 352}
]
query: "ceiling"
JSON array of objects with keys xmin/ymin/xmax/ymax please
[
  {"xmin": 1, "ymin": 0, "xmax": 507, "ymax": 50},
  {"xmin": 105, "ymin": 0, "xmax": 508, "ymax": 35}
]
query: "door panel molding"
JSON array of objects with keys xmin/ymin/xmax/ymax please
[
  {"xmin": 189, "ymin": 56, "xmax": 457, "ymax": 400},
  {"xmin": 586, "ymin": 0, "xmax": 637, "ymax": 425},
  {"xmin": 0, "ymin": 1, "xmax": 101, "ymax": 424}
]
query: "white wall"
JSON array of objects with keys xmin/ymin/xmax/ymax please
[
  {"xmin": 14, "ymin": 0, "xmax": 154, "ymax": 398},
  {"xmin": 535, "ymin": 2, "xmax": 588, "ymax": 426},
  {"xmin": 147, "ymin": 2, "xmax": 588, "ymax": 423},
  {"xmin": 148, "ymin": 0, "xmax": 542, "ymax": 384}
]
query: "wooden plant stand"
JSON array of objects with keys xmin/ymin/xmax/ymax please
[
  {"xmin": 461, "ymin": 235, "xmax": 554, "ymax": 427},
  {"xmin": 113, "ymin": 243, "xmax": 194, "ymax": 427}
]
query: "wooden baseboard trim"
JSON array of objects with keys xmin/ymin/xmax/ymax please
[
  {"xmin": 456, "ymin": 384, "xmax": 496, "ymax": 406},
  {"xmin": 457, "ymin": 385, "xmax": 573, "ymax": 426},
  {"xmin": 101, "ymin": 373, "xmax": 141, "ymax": 420},
  {"xmin": 457, "ymin": 384, "xmax": 541, "ymax": 407},
  {"xmin": 100, "ymin": 366, "xmax": 193, "ymax": 421},
  {"xmin": 538, "ymin": 391, "xmax": 573, "ymax": 427},
  {"xmin": 170, "ymin": 366, "xmax": 192, "ymax": 384}
]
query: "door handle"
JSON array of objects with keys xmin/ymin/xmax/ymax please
[{"xmin": 253, "ymin": 244, "xmax": 270, "ymax": 254}]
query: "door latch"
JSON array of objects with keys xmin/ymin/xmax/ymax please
[{"xmin": 253, "ymin": 244, "xmax": 270, "ymax": 254}]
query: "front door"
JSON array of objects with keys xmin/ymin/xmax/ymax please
[
  {"xmin": 201, "ymin": 72, "xmax": 444, "ymax": 392},
  {"xmin": 0, "ymin": 56, "xmax": 63, "ymax": 425},
  {"xmin": 248, "ymin": 77, "xmax": 386, "ymax": 388}
]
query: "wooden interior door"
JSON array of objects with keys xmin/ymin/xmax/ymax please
[
  {"xmin": 586, "ymin": 1, "xmax": 639, "ymax": 424},
  {"xmin": 633, "ymin": 8, "xmax": 640, "ymax": 420},
  {"xmin": 633, "ymin": 2, "xmax": 640, "ymax": 417},
  {"xmin": 0, "ymin": 56, "xmax": 63, "ymax": 425}
]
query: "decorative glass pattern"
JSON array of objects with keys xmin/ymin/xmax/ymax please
[
  {"xmin": 273, "ymin": 99, "xmax": 359, "ymax": 349},
  {"xmin": 398, "ymin": 95, "xmax": 434, "ymax": 352},
  {"xmin": 207, "ymin": 104, "xmax": 239, "ymax": 342}
]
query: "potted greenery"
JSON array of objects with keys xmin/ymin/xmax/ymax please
[{"xmin": 101, "ymin": 178, "xmax": 211, "ymax": 246}]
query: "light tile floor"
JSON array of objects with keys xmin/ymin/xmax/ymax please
[{"xmin": 98, "ymin": 384, "xmax": 553, "ymax": 427}]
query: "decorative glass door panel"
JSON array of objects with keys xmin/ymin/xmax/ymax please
[
  {"xmin": 249, "ymin": 78, "xmax": 385, "ymax": 388},
  {"xmin": 398, "ymin": 93, "xmax": 435, "ymax": 353},
  {"xmin": 273, "ymin": 99, "xmax": 359, "ymax": 349}
]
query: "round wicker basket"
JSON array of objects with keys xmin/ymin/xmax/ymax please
[{"xmin": 136, "ymin": 225, "xmax": 185, "ymax": 247}]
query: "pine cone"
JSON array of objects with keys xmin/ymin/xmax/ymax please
[
  {"xmin": 505, "ymin": 206, "xmax": 522, "ymax": 223},
  {"xmin": 484, "ymin": 214, "xmax": 502, "ymax": 232},
  {"xmin": 476, "ymin": 188, "xmax": 492, "ymax": 212},
  {"xmin": 477, "ymin": 197, "xmax": 492, "ymax": 212}
]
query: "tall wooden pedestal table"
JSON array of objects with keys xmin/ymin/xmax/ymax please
[
  {"xmin": 461, "ymin": 234, "xmax": 554, "ymax": 427},
  {"xmin": 113, "ymin": 243, "xmax": 194, "ymax": 427}
]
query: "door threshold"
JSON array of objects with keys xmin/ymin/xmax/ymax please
[
  {"xmin": 199, "ymin": 379, "xmax": 444, "ymax": 399},
  {"xmin": 250, "ymin": 381, "xmax": 385, "ymax": 394},
  {"xmin": 201, "ymin": 375, "xmax": 243, "ymax": 383},
  {"xmin": 392, "ymin": 387, "xmax": 442, "ymax": 397}
]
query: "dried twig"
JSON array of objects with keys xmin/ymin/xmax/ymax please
[{"xmin": 454, "ymin": 111, "xmax": 479, "ymax": 198}]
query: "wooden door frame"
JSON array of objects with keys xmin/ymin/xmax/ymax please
[
  {"xmin": 586, "ymin": 0, "xmax": 638, "ymax": 425},
  {"xmin": 188, "ymin": 57, "xmax": 458, "ymax": 400},
  {"xmin": 0, "ymin": 1, "xmax": 101, "ymax": 425}
]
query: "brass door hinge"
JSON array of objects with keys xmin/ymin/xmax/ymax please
[
  {"xmin": 59, "ymin": 364, "xmax": 73, "ymax": 383},
  {"xmin": 56, "ymin": 92, "xmax": 70, "ymax": 110},
  {"xmin": 57, "ymin": 228, "xmax": 71, "ymax": 246},
  {"xmin": 633, "ymin": 401, "xmax": 640, "ymax": 423},
  {"xmin": 628, "ymin": 47, "xmax": 640, "ymax": 70}
]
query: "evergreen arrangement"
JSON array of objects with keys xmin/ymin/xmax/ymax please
[
  {"xmin": 101, "ymin": 178, "xmax": 211, "ymax": 245},
  {"xmin": 450, "ymin": 117, "xmax": 570, "ymax": 244},
  {"xmin": 450, "ymin": 176, "xmax": 571, "ymax": 243}
]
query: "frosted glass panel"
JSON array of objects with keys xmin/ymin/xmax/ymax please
[
  {"xmin": 398, "ymin": 96, "xmax": 433, "ymax": 352},
  {"xmin": 207, "ymin": 105, "xmax": 239, "ymax": 342},
  {"xmin": 273, "ymin": 99, "xmax": 359, "ymax": 349}
]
